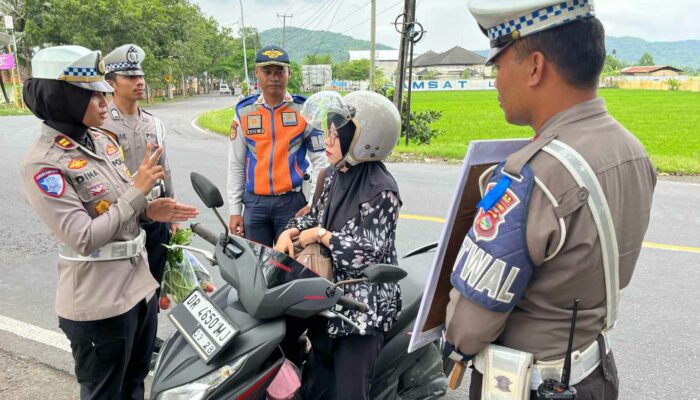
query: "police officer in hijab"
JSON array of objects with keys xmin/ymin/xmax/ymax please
[{"xmin": 20, "ymin": 45, "xmax": 198, "ymax": 399}]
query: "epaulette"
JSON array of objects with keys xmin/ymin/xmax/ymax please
[{"xmin": 235, "ymin": 94, "xmax": 258, "ymax": 111}]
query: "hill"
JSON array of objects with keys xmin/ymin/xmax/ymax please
[
  {"xmin": 259, "ymin": 27, "xmax": 394, "ymax": 63},
  {"xmin": 477, "ymin": 36, "xmax": 700, "ymax": 70}
]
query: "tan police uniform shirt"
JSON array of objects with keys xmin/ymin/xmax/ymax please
[
  {"xmin": 20, "ymin": 124, "xmax": 158, "ymax": 321},
  {"xmin": 445, "ymin": 98, "xmax": 657, "ymax": 361},
  {"xmin": 101, "ymin": 102, "xmax": 175, "ymax": 198}
]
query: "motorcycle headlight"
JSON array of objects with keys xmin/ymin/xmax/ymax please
[{"xmin": 156, "ymin": 354, "xmax": 248, "ymax": 400}]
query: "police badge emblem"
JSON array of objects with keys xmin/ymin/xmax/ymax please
[
  {"xmin": 282, "ymin": 112, "xmax": 298, "ymax": 126},
  {"xmin": 247, "ymin": 115, "xmax": 263, "ymax": 134},
  {"xmin": 34, "ymin": 168, "xmax": 65, "ymax": 198},
  {"xmin": 473, "ymin": 182, "xmax": 520, "ymax": 242},
  {"xmin": 230, "ymin": 120, "xmax": 239, "ymax": 140}
]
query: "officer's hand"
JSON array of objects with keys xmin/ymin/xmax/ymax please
[
  {"xmin": 274, "ymin": 228, "xmax": 299, "ymax": 256},
  {"xmin": 294, "ymin": 205, "xmax": 311, "ymax": 218},
  {"xmin": 146, "ymin": 198, "xmax": 199, "ymax": 223},
  {"xmin": 229, "ymin": 215, "xmax": 244, "ymax": 237},
  {"xmin": 134, "ymin": 144, "xmax": 165, "ymax": 196}
]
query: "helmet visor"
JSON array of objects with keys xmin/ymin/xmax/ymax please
[{"xmin": 301, "ymin": 91, "xmax": 355, "ymax": 136}]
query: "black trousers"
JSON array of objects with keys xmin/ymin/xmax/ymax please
[
  {"xmin": 59, "ymin": 297, "xmax": 157, "ymax": 400},
  {"xmin": 469, "ymin": 336, "xmax": 619, "ymax": 400},
  {"xmin": 286, "ymin": 317, "xmax": 384, "ymax": 400},
  {"xmin": 143, "ymin": 221, "xmax": 170, "ymax": 299}
]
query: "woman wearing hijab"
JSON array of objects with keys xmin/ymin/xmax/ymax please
[
  {"xmin": 20, "ymin": 45, "xmax": 198, "ymax": 400},
  {"xmin": 275, "ymin": 91, "xmax": 403, "ymax": 400}
]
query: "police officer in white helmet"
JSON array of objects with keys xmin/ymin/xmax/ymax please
[{"xmin": 276, "ymin": 91, "xmax": 403, "ymax": 400}]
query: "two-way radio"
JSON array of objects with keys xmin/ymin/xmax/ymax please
[{"xmin": 536, "ymin": 298, "xmax": 580, "ymax": 399}]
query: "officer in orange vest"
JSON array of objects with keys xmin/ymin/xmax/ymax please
[{"xmin": 227, "ymin": 45, "xmax": 327, "ymax": 246}]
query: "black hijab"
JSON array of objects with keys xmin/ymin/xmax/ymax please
[
  {"xmin": 23, "ymin": 78, "xmax": 93, "ymax": 147},
  {"xmin": 322, "ymin": 112, "xmax": 401, "ymax": 231}
]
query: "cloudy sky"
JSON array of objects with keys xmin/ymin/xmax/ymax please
[{"xmin": 194, "ymin": 0, "xmax": 699, "ymax": 53}]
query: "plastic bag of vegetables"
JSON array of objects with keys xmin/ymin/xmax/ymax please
[{"xmin": 160, "ymin": 228, "xmax": 215, "ymax": 309}]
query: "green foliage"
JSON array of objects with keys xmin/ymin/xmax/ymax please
[
  {"xmin": 638, "ymin": 52, "xmax": 655, "ymax": 66},
  {"xmin": 461, "ymin": 69, "xmax": 473, "ymax": 79},
  {"xmin": 603, "ymin": 54, "xmax": 625, "ymax": 76},
  {"xmin": 18, "ymin": 0, "xmax": 249, "ymax": 88},
  {"xmin": 666, "ymin": 78, "xmax": 681, "ymax": 91},
  {"xmin": 303, "ymin": 54, "xmax": 333, "ymax": 65},
  {"xmin": 288, "ymin": 62, "xmax": 302, "ymax": 93},
  {"xmin": 334, "ymin": 59, "xmax": 370, "ymax": 81},
  {"xmin": 380, "ymin": 90, "xmax": 443, "ymax": 145},
  {"xmin": 422, "ymin": 70, "xmax": 441, "ymax": 80},
  {"xmin": 260, "ymin": 27, "xmax": 394, "ymax": 63}
]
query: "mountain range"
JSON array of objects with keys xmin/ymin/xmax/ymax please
[{"xmin": 260, "ymin": 28, "xmax": 700, "ymax": 69}]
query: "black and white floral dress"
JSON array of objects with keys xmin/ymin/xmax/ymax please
[{"xmin": 285, "ymin": 171, "xmax": 402, "ymax": 337}]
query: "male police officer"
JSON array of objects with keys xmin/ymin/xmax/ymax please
[
  {"xmin": 102, "ymin": 44, "xmax": 175, "ymax": 351},
  {"xmin": 443, "ymin": 1, "xmax": 656, "ymax": 399},
  {"xmin": 227, "ymin": 45, "xmax": 327, "ymax": 246}
]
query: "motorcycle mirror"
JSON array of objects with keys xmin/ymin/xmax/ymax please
[
  {"xmin": 363, "ymin": 264, "xmax": 407, "ymax": 284},
  {"xmin": 191, "ymin": 172, "xmax": 224, "ymax": 209}
]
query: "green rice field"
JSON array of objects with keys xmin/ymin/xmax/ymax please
[{"xmin": 198, "ymin": 89, "xmax": 700, "ymax": 174}]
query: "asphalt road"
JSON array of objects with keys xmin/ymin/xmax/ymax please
[{"xmin": 0, "ymin": 94, "xmax": 698, "ymax": 399}]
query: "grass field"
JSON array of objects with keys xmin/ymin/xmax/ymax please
[
  {"xmin": 197, "ymin": 89, "xmax": 700, "ymax": 174},
  {"xmin": 0, "ymin": 105, "xmax": 31, "ymax": 116}
]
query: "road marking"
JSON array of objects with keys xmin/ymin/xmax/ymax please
[
  {"xmin": 0, "ymin": 315, "xmax": 70, "ymax": 353},
  {"xmin": 190, "ymin": 103, "xmax": 236, "ymax": 135},
  {"xmin": 399, "ymin": 213, "xmax": 700, "ymax": 255}
]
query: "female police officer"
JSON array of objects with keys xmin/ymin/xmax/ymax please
[{"xmin": 20, "ymin": 45, "xmax": 198, "ymax": 399}]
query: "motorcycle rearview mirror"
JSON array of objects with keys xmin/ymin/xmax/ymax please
[
  {"xmin": 363, "ymin": 264, "xmax": 407, "ymax": 284},
  {"xmin": 190, "ymin": 172, "xmax": 229, "ymax": 236}
]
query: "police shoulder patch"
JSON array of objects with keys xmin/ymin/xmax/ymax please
[
  {"xmin": 34, "ymin": 168, "xmax": 66, "ymax": 198},
  {"xmin": 450, "ymin": 164, "xmax": 536, "ymax": 312},
  {"xmin": 230, "ymin": 120, "xmax": 239, "ymax": 140}
]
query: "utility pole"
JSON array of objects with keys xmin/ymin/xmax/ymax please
[
  {"xmin": 369, "ymin": 0, "xmax": 376, "ymax": 91},
  {"xmin": 239, "ymin": 0, "xmax": 250, "ymax": 86},
  {"xmin": 392, "ymin": 0, "xmax": 416, "ymax": 109},
  {"xmin": 277, "ymin": 13, "xmax": 293, "ymax": 48}
]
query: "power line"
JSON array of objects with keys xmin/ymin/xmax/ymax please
[
  {"xmin": 285, "ymin": 0, "xmax": 342, "ymax": 47},
  {"xmin": 283, "ymin": 0, "xmax": 338, "ymax": 43},
  {"xmin": 312, "ymin": 0, "xmax": 345, "ymax": 57},
  {"xmin": 339, "ymin": 0, "xmax": 404, "ymax": 35}
]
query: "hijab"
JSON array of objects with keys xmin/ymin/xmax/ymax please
[
  {"xmin": 322, "ymin": 113, "xmax": 401, "ymax": 231},
  {"xmin": 23, "ymin": 78, "xmax": 94, "ymax": 148}
]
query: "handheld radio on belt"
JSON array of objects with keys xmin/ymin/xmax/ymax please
[{"xmin": 536, "ymin": 298, "xmax": 580, "ymax": 399}]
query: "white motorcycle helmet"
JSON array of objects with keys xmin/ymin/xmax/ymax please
[{"xmin": 302, "ymin": 90, "xmax": 401, "ymax": 167}]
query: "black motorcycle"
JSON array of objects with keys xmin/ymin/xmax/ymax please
[{"xmin": 150, "ymin": 172, "xmax": 447, "ymax": 400}]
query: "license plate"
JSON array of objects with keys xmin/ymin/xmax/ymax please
[{"xmin": 168, "ymin": 289, "xmax": 239, "ymax": 363}]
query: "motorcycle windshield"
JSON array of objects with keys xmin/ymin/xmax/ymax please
[{"xmin": 246, "ymin": 240, "xmax": 320, "ymax": 289}]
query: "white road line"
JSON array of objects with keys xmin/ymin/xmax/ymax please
[
  {"xmin": 190, "ymin": 116, "xmax": 212, "ymax": 135},
  {"xmin": 0, "ymin": 314, "xmax": 70, "ymax": 353}
]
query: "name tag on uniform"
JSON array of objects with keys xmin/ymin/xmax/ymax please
[
  {"xmin": 247, "ymin": 115, "xmax": 264, "ymax": 135},
  {"xmin": 282, "ymin": 112, "xmax": 298, "ymax": 126}
]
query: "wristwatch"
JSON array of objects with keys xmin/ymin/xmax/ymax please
[{"xmin": 317, "ymin": 227, "xmax": 327, "ymax": 241}]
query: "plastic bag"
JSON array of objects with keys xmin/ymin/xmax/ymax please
[
  {"xmin": 160, "ymin": 228, "xmax": 215, "ymax": 309},
  {"xmin": 266, "ymin": 359, "xmax": 301, "ymax": 400}
]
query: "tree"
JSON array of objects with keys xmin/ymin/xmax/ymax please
[
  {"xmin": 637, "ymin": 52, "xmax": 655, "ymax": 66},
  {"xmin": 603, "ymin": 54, "xmax": 624, "ymax": 76},
  {"xmin": 423, "ymin": 69, "xmax": 440, "ymax": 79},
  {"xmin": 303, "ymin": 54, "xmax": 332, "ymax": 65},
  {"xmin": 288, "ymin": 62, "xmax": 302, "ymax": 93},
  {"xmin": 343, "ymin": 59, "xmax": 370, "ymax": 81}
]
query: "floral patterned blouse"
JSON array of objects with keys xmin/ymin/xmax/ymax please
[{"xmin": 285, "ymin": 172, "xmax": 402, "ymax": 337}]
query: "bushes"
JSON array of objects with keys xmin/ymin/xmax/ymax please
[{"xmin": 379, "ymin": 86, "xmax": 443, "ymax": 145}]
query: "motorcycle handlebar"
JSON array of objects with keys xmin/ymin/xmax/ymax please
[
  {"xmin": 191, "ymin": 223, "xmax": 219, "ymax": 246},
  {"xmin": 336, "ymin": 296, "xmax": 369, "ymax": 313}
]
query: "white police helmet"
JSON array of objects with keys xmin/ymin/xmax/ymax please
[
  {"xmin": 30, "ymin": 45, "xmax": 113, "ymax": 92},
  {"xmin": 342, "ymin": 90, "xmax": 401, "ymax": 166}
]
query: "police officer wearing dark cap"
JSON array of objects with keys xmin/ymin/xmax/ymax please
[
  {"xmin": 101, "ymin": 44, "xmax": 176, "ymax": 355},
  {"xmin": 443, "ymin": 1, "xmax": 656, "ymax": 398},
  {"xmin": 226, "ymin": 45, "xmax": 327, "ymax": 246}
]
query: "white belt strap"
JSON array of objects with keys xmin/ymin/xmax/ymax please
[
  {"xmin": 58, "ymin": 229, "xmax": 147, "ymax": 262},
  {"xmin": 541, "ymin": 140, "xmax": 620, "ymax": 330}
]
